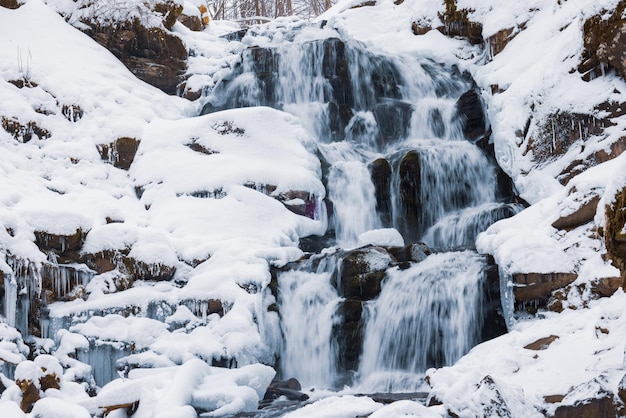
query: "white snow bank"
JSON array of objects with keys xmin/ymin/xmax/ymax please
[{"xmin": 357, "ymin": 228, "xmax": 404, "ymax": 248}]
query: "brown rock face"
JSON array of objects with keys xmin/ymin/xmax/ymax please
[
  {"xmin": 579, "ymin": 1, "xmax": 626, "ymax": 81},
  {"xmin": 512, "ymin": 272, "xmax": 577, "ymax": 302},
  {"xmin": 34, "ymin": 229, "xmax": 86, "ymax": 255},
  {"xmin": 1, "ymin": 116, "xmax": 50, "ymax": 143},
  {"xmin": 554, "ymin": 394, "xmax": 620, "ymax": 418},
  {"xmin": 88, "ymin": 20, "xmax": 187, "ymax": 94},
  {"xmin": 604, "ymin": 186, "xmax": 626, "ymax": 281},
  {"xmin": 17, "ymin": 379, "xmax": 39, "ymax": 413},
  {"xmin": 486, "ymin": 28, "xmax": 516, "ymax": 57},
  {"xmin": 437, "ymin": 0, "xmax": 483, "ymax": 45},
  {"xmin": 97, "ymin": 137, "xmax": 141, "ymax": 170}
]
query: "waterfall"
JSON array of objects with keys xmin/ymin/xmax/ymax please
[
  {"xmin": 358, "ymin": 252, "xmax": 486, "ymax": 392},
  {"xmin": 199, "ymin": 25, "xmax": 513, "ymax": 391},
  {"xmin": 277, "ymin": 268, "xmax": 342, "ymax": 388}
]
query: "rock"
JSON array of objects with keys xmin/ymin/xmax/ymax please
[
  {"xmin": 97, "ymin": 137, "xmax": 140, "ymax": 170},
  {"xmin": 579, "ymin": 1, "xmax": 626, "ymax": 81},
  {"xmin": 61, "ymin": 104, "xmax": 83, "ymax": 122},
  {"xmin": 88, "ymin": 21, "xmax": 187, "ymax": 95},
  {"xmin": 618, "ymin": 374, "xmax": 626, "ymax": 405},
  {"xmin": 387, "ymin": 243, "xmax": 432, "ymax": 264},
  {"xmin": 412, "ymin": 21, "xmax": 431, "ymax": 36},
  {"xmin": 0, "ymin": 0, "xmax": 21, "ymax": 8},
  {"xmin": 486, "ymin": 28, "xmax": 516, "ymax": 58},
  {"xmin": 512, "ymin": 272, "xmax": 578, "ymax": 302},
  {"xmin": 178, "ymin": 13, "xmax": 202, "ymax": 31},
  {"xmin": 334, "ymin": 299, "xmax": 364, "ymax": 371},
  {"xmin": 603, "ymin": 186, "xmax": 626, "ymax": 281},
  {"xmin": 437, "ymin": 0, "xmax": 483, "ymax": 45},
  {"xmin": 554, "ymin": 377, "xmax": 622, "ymax": 418},
  {"xmin": 526, "ymin": 111, "xmax": 607, "ymax": 166},
  {"xmin": 373, "ymin": 99, "xmax": 412, "ymax": 144},
  {"xmin": 1, "ymin": 116, "xmax": 50, "ymax": 143},
  {"xmin": 456, "ymin": 375, "xmax": 512, "ymax": 418},
  {"xmin": 544, "ymin": 394, "xmax": 565, "ymax": 404},
  {"xmin": 263, "ymin": 379, "xmax": 309, "ymax": 402},
  {"xmin": 590, "ymin": 276, "xmax": 622, "ymax": 298},
  {"xmin": 153, "ymin": 1, "xmax": 183, "ymax": 30},
  {"xmin": 523, "ymin": 335, "xmax": 559, "ymax": 350},
  {"xmin": 17, "ymin": 379, "xmax": 39, "ymax": 413},
  {"xmin": 552, "ymin": 195, "xmax": 600, "ymax": 230},
  {"xmin": 34, "ymin": 228, "xmax": 86, "ymax": 255},
  {"xmin": 339, "ymin": 246, "xmax": 393, "ymax": 300},
  {"xmin": 370, "ymin": 158, "xmax": 392, "ymax": 227},
  {"xmin": 398, "ymin": 150, "xmax": 422, "ymax": 241},
  {"xmin": 455, "ymin": 89, "xmax": 486, "ymax": 141}
]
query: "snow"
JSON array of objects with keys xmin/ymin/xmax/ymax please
[{"xmin": 357, "ymin": 228, "xmax": 405, "ymax": 248}]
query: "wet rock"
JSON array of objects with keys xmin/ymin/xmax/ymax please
[
  {"xmin": 370, "ymin": 158, "xmax": 392, "ymax": 227},
  {"xmin": 340, "ymin": 246, "xmax": 393, "ymax": 300},
  {"xmin": 386, "ymin": 243, "xmax": 432, "ymax": 264},
  {"xmin": 455, "ymin": 89, "xmax": 486, "ymax": 141},
  {"xmin": 97, "ymin": 137, "xmax": 141, "ymax": 170},
  {"xmin": 524, "ymin": 335, "xmax": 559, "ymax": 350},
  {"xmin": 323, "ymin": 38, "xmax": 353, "ymax": 108},
  {"xmin": 603, "ymin": 186, "xmax": 626, "ymax": 281},
  {"xmin": 88, "ymin": 21, "xmax": 187, "ymax": 95},
  {"xmin": 373, "ymin": 99, "xmax": 412, "ymax": 144},
  {"xmin": 512, "ymin": 272, "xmax": 578, "ymax": 302},
  {"xmin": 398, "ymin": 150, "xmax": 422, "ymax": 241},
  {"xmin": 1, "ymin": 116, "xmax": 50, "ymax": 143},
  {"xmin": 263, "ymin": 378, "xmax": 309, "ymax": 402},
  {"xmin": 334, "ymin": 298, "xmax": 364, "ymax": 371}
]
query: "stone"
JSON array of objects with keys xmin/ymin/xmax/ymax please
[
  {"xmin": 61, "ymin": 104, "xmax": 83, "ymax": 122},
  {"xmin": 88, "ymin": 21, "xmax": 187, "ymax": 95},
  {"xmin": 17, "ymin": 379, "xmax": 39, "ymax": 413},
  {"xmin": 370, "ymin": 158, "xmax": 392, "ymax": 227},
  {"xmin": 398, "ymin": 150, "xmax": 422, "ymax": 241},
  {"xmin": 1, "ymin": 116, "xmax": 50, "ymax": 143},
  {"xmin": 618, "ymin": 374, "xmax": 626, "ymax": 405},
  {"xmin": 340, "ymin": 247, "xmax": 393, "ymax": 300},
  {"xmin": 552, "ymin": 195, "xmax": 600, "ymax": 230},
  {"xmin": 334, "ymin": 298, "xmax": 364, "ymax": 371},
  {"xmin": 465, "ymin": 375, "xmax": 513, "ymax": 418},
  {"xmin": 34, "ymin": 228, "xmax": 86, "ymax": 255},
  {"xmin": 486, "ymin": 28, "xmax": 516, "ymax": 57},
  {"xmin": 579, "ymin": 1, "xmax": 626, "ymax": 81},
  {"xmin": 387, "ymin": 243, "xmax": 432, "ymax": 264},
  {"xmin": 524, "ymin": 335, "xmax": 559, "ymax": 350},
  {"xmin": 0, "ymin": 0, "xmax": 21, "ymax": 8},
  {"xmin": 153, "ymin": 1, "xmax": 183, "ymax": 30},
  {"xmin": 590, "ymin": 276, "xmax": 622, "ymax": 298},
  {"xmin": 455, "ymin": 89, "xmax": 486, "ymax": 141},
  {"xmin": 178, "ymin": 13, "xmax": 202, "ymax": 31},
  {"xmin": 437, "ymin": 0, "xmax": 483, "ymax": 45},
  {"xmin": 554, "ymin": 382, "xmax": 621, "ymax": 418},
  {"xmin": 512, "ymin": 272, "xmax": 578, "ymax": 302},
  {"xmin": 412, "ymin": 21, "xmax": 431, "ymax": 36},
  {"xmin": 97, "ymin": 137, "xmax": 141, "ymax": 170},
  {"xmin": 604, "ymin": 186, "xmax": 626, "ymax": 281},
  {"xmin": 263, "ymin": 379, "xmax": 309, "ymax": 402},
  {"xmin": 373, "ymin": 99, "xmax": 412, "ymax": 143}
]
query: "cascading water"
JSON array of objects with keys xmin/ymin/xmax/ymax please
[
  {"xmin": 358, "ymin": 251, "xmax": 486, "ymax": 392},
  {"xmin": 202, "ymin": 25, "xmax": 516, "ymax": 391}
]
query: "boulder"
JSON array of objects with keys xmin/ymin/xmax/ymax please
[
  {"xmin": 552, "ymin": 195, "xmax": 600, "ymax": 230},
  {"xmin": 512, "ymin": 272, "xmax": 578, "ymax": 302},
  {"xmin": 370, "ymin": 158, "xmax": 392, "ymax": 227},
  {"xmin": 455, "ymin": 89, "xmax": 486, "ymax": 141},
  {"xmin": 339, "ymin": 246, "xmax": 393, "ymax": 300},
  {"xmin": 0, "ymin": 0, "xmax": 21, "ymax": 8},
  {"xmin": 554, "ymin": 378, "xmax": 622, "ymax": 418},
  {"xmin": 88, "ymin": 21, "xmax": 187, "ymax": 95},
  {"xmin": 373, "ymin": 99, "xmax": 412, "ymax": 143},
  {"xmin": 398, "ymin": 150, "xmax": 422, "ymax": 241},
  {"xmin": 334, "ymin": 298, "xmax": 364, "ymax": 371},
  {"xmin": 523, "ymin": 335, "xmax": 559, "ymax": 350},
  {"xmin": 97, "ymin": 137, "xmax": 141, "ymax": 170},
  {"xmin": 34, "ymin": 228, "xmax": 86, "ymax": 255}
]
